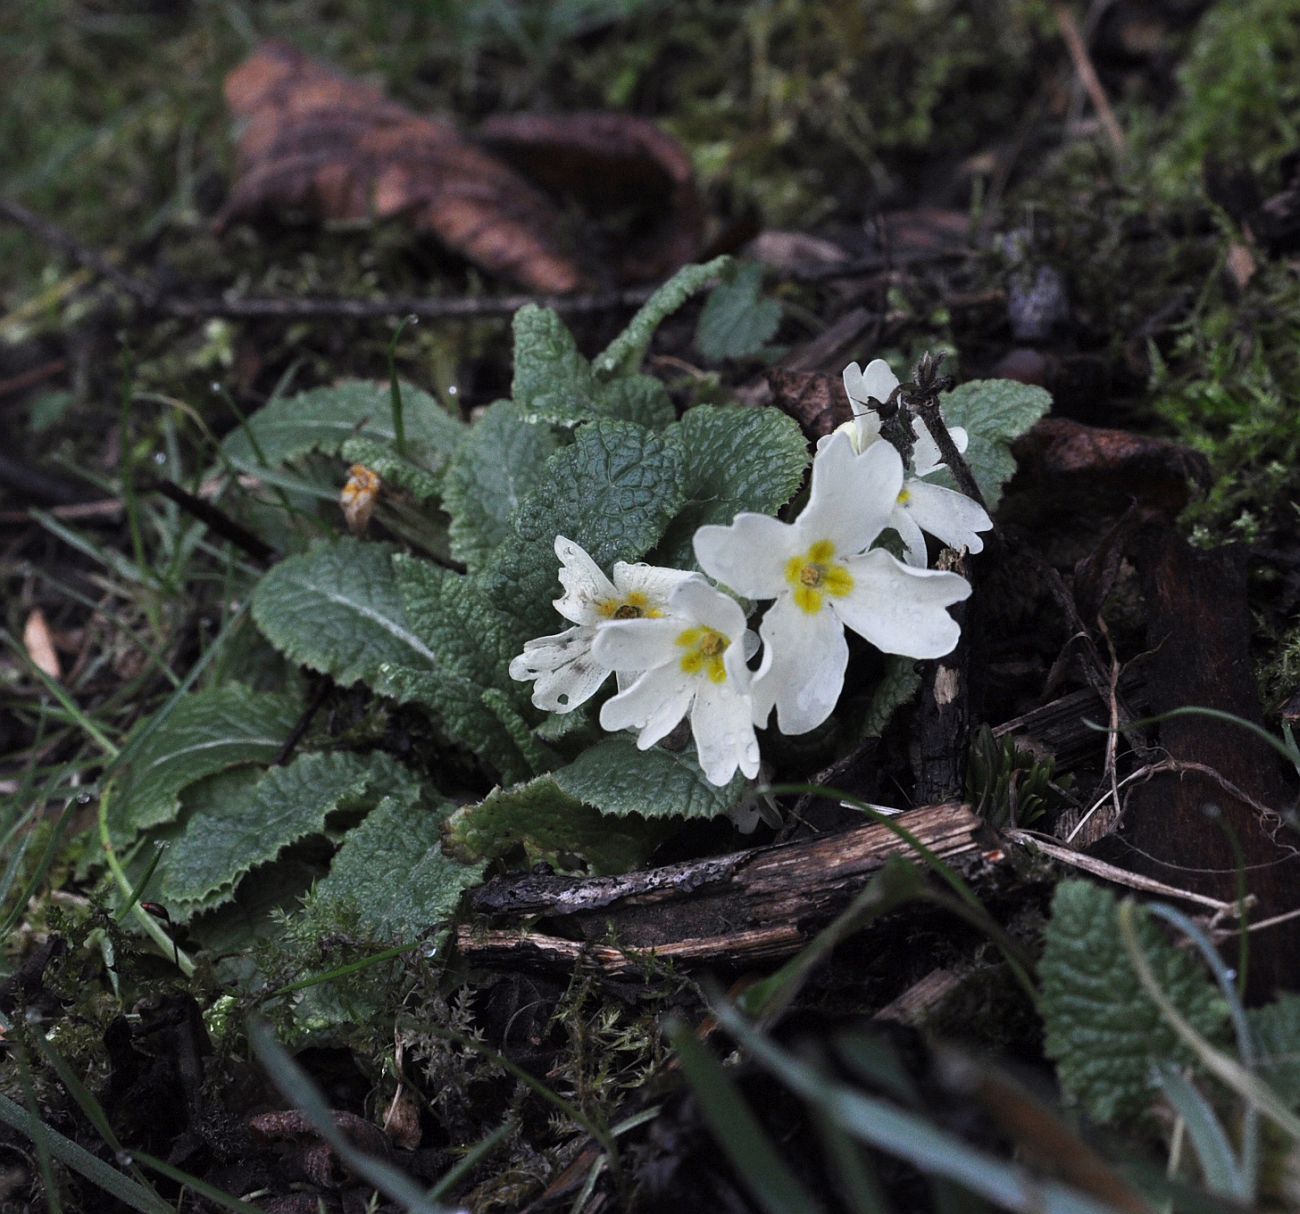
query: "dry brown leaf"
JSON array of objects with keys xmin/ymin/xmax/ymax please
[
  {"xmin": 23, "ymin": 609, "xmax": 60, "ymax": 681},
  {"xmin": 339, "ymin": 463, "xmax": 380, "ymax": 537},
  {"xmin": 479, "ymin": 111, "xmax": 704, "ymax": 282},
  {"xmin": 765, "ymin": 368, "xmax": 851, "ymax": 442},
  {"xmin": 218, "ymin": 42, "xmax": 588, "ymax": 292}
]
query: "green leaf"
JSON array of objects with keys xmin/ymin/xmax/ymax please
[
  {"xmin": 555, "ymin": 736, "xmax": 748, "ymax": 819},
  {"xmin": 111, "ymin": 686, "xmax": 300, "ymax": 839},
  {"xmin": 1039, "ymin": 881, "xmax": 1228, "ymax": 1124},
  {"xmin": 484, "ymin": 418, "xmax": 688, "ymax": 632},
  {"xmin": 511, "ymin": 306, "xmax": 600, "ymax": 424},
  {"xmin": 442, "ymin": 401, "xmax": 559, "ymax": 569},
  {"xmin": 339, "ymin": 437, "xmax": 444, "ymax": 503},
  {"xmin": 594, "ymin": 374, "xmax": 676, "ymax": 429},
  {"xmin": 653, "ymin": 404, "xmax": 808, "ymax": 568},
  {"xmin": 694, "ymin": 261, "xmax": 782, "ymax": 361},
  {"xmin": 184, "ymin": 855, "xmax": 323, "ymax": 957},
  {"xmin": 511, "ymin": 309, "xmax": 676, "ymax": 428},
  {"xmin": 222, "ymin": 380, "xmax": 465, "ymax": 472},
  {"xmin": 159, "ymin": 751, "xmax": 408, "ymax": 910},
  {"xmin": 930, "ymin": 379, "xmax": 1051, "ymax": 509},
  {"xmin": 595, "ymin": 256, "xmax": 733, "ymax": 377},
  {"xmin": 443, "ymin": 774, "xmax": 667, "ymax": 874},
  {"xmin": 1249, "ymin": 992, "xmax": 1300, "ymax": 1109},
  {"xmin": 861, "ymin": 656, "xmax": 921, "ymax": 738},
  {"xmin": 253, "ymin": 538, "xmax": 437, "ymax": 701},
  {"xmin": 311, "ymin": 791, "xmax": 484, "ymax": 941},
  {"xmin": 393, "ymin": 555, "xmax": 535, "ymax": 782}
]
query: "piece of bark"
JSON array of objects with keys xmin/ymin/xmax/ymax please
[
  {"xmin": 912, "ymin": 549, "xmax": 974, "ymax": 803},
  {"xmin": 1008, "ymin": 416, "xmax": 1211, "ymax": 522},
  {"xmin": 763, "ymin": 367, "xmax": 846, "ymax": 441},
  {"xmin": 456, "ymin": 803, "xmax": 1002, "ymax": 975},
  {"xmin": 992, "ymin": 669, "xmax": 1146, "ymax": 773},
  {"xmin": 1106, "ymin": 530, "xmax": 1299, "ymax": 991}
]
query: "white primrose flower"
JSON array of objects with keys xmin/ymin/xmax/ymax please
[
  {"xmin": 694, "ymin": 432, "xmax": 972, "ymax": 736},
  {"xmin": 592, "ymin": 578, "xmax": 760, "ymax": 787},
  {"xmin": 832, "ymin": 358, "xmax": 992, "ymax": 567},
  {"xmin": 508, "ymin": 536, "xmax": 696, "ymax": 713}
]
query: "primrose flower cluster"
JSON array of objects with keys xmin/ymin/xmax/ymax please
[{"xmin": 509, "ymin": 359, "xmax": 993, "ymax": 787}]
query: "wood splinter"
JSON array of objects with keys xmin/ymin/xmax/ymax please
[{"xmin": 455, "ymin": 803, "xmax": 1006, "ymax": 977}]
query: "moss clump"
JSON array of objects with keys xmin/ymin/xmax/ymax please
[{"xmin": 1152, "ymin": 0, "xmax": 1300, "ymax": 194}]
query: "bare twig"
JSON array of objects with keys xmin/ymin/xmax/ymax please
[
  {"xmin": 142, "ymin": 477, "xmax": 277, "ymax": 565},
  {"xmin": 1005, "ymin": 828, "xmax": 1245, "ymax": 915},
  {"xmin": 0, "ymin": 194, "xmax": 972, "ymax": 325},
  {"xmin": 1054, "ymin": 3, "xmax": 1127, "ymax": 156}
]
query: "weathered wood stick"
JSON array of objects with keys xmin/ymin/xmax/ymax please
[{"xmin": 456, "ymin": 803, "xmax": 1004, "ymax": 975}]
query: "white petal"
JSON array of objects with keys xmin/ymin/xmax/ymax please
[
  {"xmin": 902, "ymin": 480, "xmax": 992, "ymax": 555},
  {"xmin": 911, "ymin": 419, "xmax": 968, "ymax": 477},
  {"xmin": 694, "ymin": 514, "xmax": 796, "ymax": 599},
  {"xmin": 508, "ymin": 627, "xmax": 609, "ymax": 713},
  {"xmin": 670, "ymin": 578, "xmax": 749, "ymax": 639},
  {"xmin": 910, "ymin": 426, "xmax": 944, "ymax": 478},
  {"xmin": 592, "ymin": 617, "xmax": 682, "ymax": 671},
  {"xmin": 611, "ymin": 561, "xmax": 698, "ymax": 606},
  {"xmin": 553, "ymin": 535, "xmax": 619, "ymax": 624},
  {"xmin": 751, "ymin": 595, "xmax": 849, "ymax": 735},
  {"xmin": 833, "ymin": 548, "xmax": 970, "ymax": 659},
  {"xmin": 889, "ymin": 505, "xmax": 930, "ymax": 568},
  {"xmin": 800, "ymin": 432, "xmax": 902, "ymax": 556},
  {"xmin": 600, "ymin": 664, "xmax": 694, "ymax": 747},
  {"xmin": 691, "ymin": 679, "xmax": 761, "ymax": 783},
  {"xmin": 843, "ymin": 358, "xmax": 899, "ymax": 410}
]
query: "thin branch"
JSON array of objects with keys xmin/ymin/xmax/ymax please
[
  {"xmin": 0, "ymin": 194, "xmax": 971, "ymax": 325},
  {"xmin": 1054, "ymin": 2, "xmax": 1127, "ymax": 156},
  {"xmin": 1004, "ymin": 828, "xmax": 1244, "ymax": 915},
  {"xmin": 0, "ymin": 198, "xmax": 159, "ymax": 306}
]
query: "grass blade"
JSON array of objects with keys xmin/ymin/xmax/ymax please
[
  {"xmin": 249, "ymin": 1020, "xmax": 453, "ymax": 1214},
  {"xmin": 0, "ymin": 1093, "xmax": 172, "ymax": 1214},
  {"xmin": 1155, "ymin": 1065, "xmax": 1249, "ymax": 1202},
  {"xmin": 666, "ymin": 1018, "xmax": 828, "ymax": 1214},
  {"xmin": 710, "ymin": 997, "xmax": 1123, "ymax": 1214}
]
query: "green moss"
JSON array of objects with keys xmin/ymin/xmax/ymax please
[
  {"xmin": 1153, "ymin": 0, "xmax": 1300, "ymax": 192},
  {"xmin": 1149, "ymin": 257, "xmax": 1300, "ymax": 545}
]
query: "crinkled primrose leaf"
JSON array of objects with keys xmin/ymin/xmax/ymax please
[
  {"xmin": 159, "ymin": 750, "xmax": 412, "ymax": 912},
  {"xmin": 595, "ymin": 254, "xmax": 732, "ymax": 377},
  {"xmin": 1248, "ymin": 992, "xmax": 1300, "ymax": 1110},
  {"xmin": 443, "ymin": 773, "xmax": 670, "ymax": 875},
  {"xmin": 309, "ymin": 789, "xmax": 484, "ymax": 942},
  {"xmin": 694, "ymin": 260, "xmax": 782, "ymax": 362},
  {"xmin": 1039, "ymin": 881, "xmax": 1229, "ymax": 1124},
  {"xmin": 252, "ymin": 538, "xmax": 437, "ymax": 702},
  {"xmin": 555, "ymin": 736, "xmax": 748, "ymax": 820},
  {"xmin": 339, "ymin": 437, "xmax": 443, "ymax": 503},
  {"xmin": 653, "ymin": 404, "xmax": 809, "ymax": 569},
  {"xmin": 441, "ymin": 400, "xmax": 559, "ymax": 569},
  {"xmin": 222, "ymin": 380, "xmax": 465, "ymax": 475},
  {"xmin": 511, "ymin": 309, "xmax": 674, "ymax": 428},
  {"xmin": 110, "ymin": 685, "xmax": 300, "ymax": 842},
  {"xmin": 393, "ymin": 554, "xmax": 538, "ymax": 783},
  {"xmin": 925, "ymin": 378, "xmax": 1051, "ymax": 509},
  {"xmin": 483, "ymin": 418, "xmax": 688, "ymax": 635}
]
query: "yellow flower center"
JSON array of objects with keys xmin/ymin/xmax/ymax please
[
  {"xmin": 676, "ymin": 626, "xmax": 730, "ymax": 683},
  {"xmin": 785, "ymin": 539, "xmax": 854, "ymax": 614},
  {"xmin": 598, "ymin": 591, "xmax": 662, "ymax": 621},
  {"xmin": 897, "ymin": 487, "xmax": 911, "ymax": 505}
]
